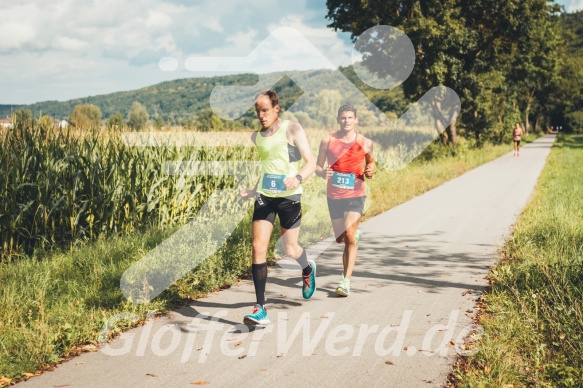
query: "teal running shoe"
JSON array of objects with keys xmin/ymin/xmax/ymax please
[
  {"xmin": 243, "ymin": 304, "xmax": 270, "ymax": 325},
  {"xmin": 302, "ymin": 260, "xmax": 317, "ymax": 299},
  {"xmin": 335, "ymin": 277, "xmax": 350, "ymax": 297},
  {"xmin": 355, "ymin": 229, "xmax": 362, "ymax": 245}
]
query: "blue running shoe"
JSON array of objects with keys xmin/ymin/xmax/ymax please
[
  {"xmin": 243, "ymin": 304, "xmax": 270, "ymax": 325},
  {"xmin": 302, "ymin": 260, "xmax": 317, "ymax": 299}
]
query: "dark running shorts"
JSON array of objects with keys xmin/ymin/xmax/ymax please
[
  {"xmin": 327, "ymin": 196, "xmax": 366, "ymax": 220},
  {"xmin": 253, "ymin": 193, "xmax": 302, "ymax": 229},
  {"xmin": 514, "ymin": 139, "xmax": 521, "ymax": 146}
]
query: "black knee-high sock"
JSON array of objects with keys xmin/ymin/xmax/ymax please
[
  {"xmin": 252, "ymin": 263, "xmax": 268, "ymax": 306},
  {"xmin": 297, "ymin": 249, "xmax": 312, "ymax": 276}
]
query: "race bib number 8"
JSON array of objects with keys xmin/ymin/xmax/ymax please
[
  {"xmin": 262, "ymin": 173, "xmax": 287, "ymax": 193},
  {"xmin": 332, "ymin": 172, "xmax": 355, "ymax": 189}
]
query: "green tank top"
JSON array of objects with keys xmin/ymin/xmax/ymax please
[{"xmin": 256, "ymin": 120, "xmax": 303, "ymax": 198}]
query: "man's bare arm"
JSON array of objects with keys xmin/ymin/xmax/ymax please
[
  {"xmin": 240, "ymin": 131, "xmax": 259, "ymax": 199},
  {"xmin": 315, "ymin": 135, "xmax": 333, "ymax": 179},
  {"xmin": 285, "ymin": 122, "xmax": 316, "ymax": 189},
  {"xmin": 364, "ymin": 138, "xmax": 375, "ymax": 179}
]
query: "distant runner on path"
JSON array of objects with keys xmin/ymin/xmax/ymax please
[
  {"xmin": 513, "ymin": 123, "xmax": 524, "ymax": 157},
  {"xmin": 315, "ymin": 104, "xmax": 375, "ymax": 296},
  {"xmin": 239, "ymin": 90, "xmax": 316, "ymax": 325}
]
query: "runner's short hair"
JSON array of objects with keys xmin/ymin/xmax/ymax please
[
  {"xmin": 338, "ymin": 104, "xmax": 357, "ymax": 117},
  {"xmin": 255, "ymin": 90, "xmax": 279, "ymax": 108}
]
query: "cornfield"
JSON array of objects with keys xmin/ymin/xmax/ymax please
[
  {"xmin": 0, "ymin": 124, "xmax": 258, "ymax": 261},
  {"xmin": 0, "ymin": 121, "xmax": 435, "ymax": 262}
]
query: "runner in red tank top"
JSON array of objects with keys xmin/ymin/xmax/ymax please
[{"xmin": 315, "ymin": 104, "xmax": 375, "ymax": 296}]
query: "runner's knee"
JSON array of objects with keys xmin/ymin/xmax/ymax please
[
  {"xmin": 344, "ymin": 229, "xmax": 357, "ymax": 243},
  {"xmin": 284, "ymin": 244, "xmax": 303, "ymax": 259},
  {"xmin": 252, "ymin": 241, "xmax": 268, "ymax": 257}
]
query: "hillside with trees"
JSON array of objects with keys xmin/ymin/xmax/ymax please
[{"xmin": 0, "ymin": 68, "xmax": 407, "ymax": 130}]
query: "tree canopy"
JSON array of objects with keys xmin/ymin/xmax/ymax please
[
  {"xmin": 127, "ymin": 102, "xmax": 148, "ymax": 130},
  {"xmin": 326, "ymin": 0, "xmax": 566, "ymax": 142},
  {"xmin": 68, "ymin": 104, "xmax": 102, "ymax": 129}
]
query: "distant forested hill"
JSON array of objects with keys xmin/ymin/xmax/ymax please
[{"xmin": 0, "ymin": 66, "xmax": 408, "ymax": 127}]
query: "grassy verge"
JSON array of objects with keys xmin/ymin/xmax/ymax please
[
  {"xmin": 452, "ymin": 134, "xmax": 583, "ymax": 387},
  {"xmin": 0, "ymin": 138, "xmax": 517, "ymax": 383}
]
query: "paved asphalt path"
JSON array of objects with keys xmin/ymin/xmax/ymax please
[{"xmin": 20, "ymin": 135, "xmax": 555, "ymax": 388}]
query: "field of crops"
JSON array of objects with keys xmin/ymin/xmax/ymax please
[
  {"xmin": 0, "ymin": 123, "xmax": 436, "ymax": 262},
  {"xmin": 0, "ymin": 126, "xmax": 253, "ymax": 260}
]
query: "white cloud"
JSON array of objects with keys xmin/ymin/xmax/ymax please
[
  {"xmin": 53, "ymin": 36, "xmax": 90, "ymax": 51},
  {"xmin": 0, "ymin": 0, "xmax": 354, "ymax": 104},
  {"xmin": 0, "ymin": 22, "xmax": 37, "ymax": 51},
  {"xmin": 267, "ymin": 15, "xmax": 352, "ymax": 68},
  {"xmin": 207, "ymin": 29, "xmax": 258, "ymax": 56},
  {"xmin": 567, "ymin": 0, "xmax": 583, "ymax": 11},
  {"xmin": 145, "ymin": 10, "xmax": 174, "ymax": 29}
]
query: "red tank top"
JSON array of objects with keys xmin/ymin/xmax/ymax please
[{"xmin": 326, "ymin": 132, "xmax": 366, "ymax": 199}]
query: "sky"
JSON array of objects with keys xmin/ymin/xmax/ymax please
[{"xmin": 0, "ymin": 0, "xmax": 581, "ymax": 105}]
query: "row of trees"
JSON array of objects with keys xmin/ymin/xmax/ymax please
[
  {"xmin": 326, "ymin": 0, "xmax": 579, "ymax": 143},
  {"xmin": 11, "ymin": 102, "xmax": 151, "ymax": 131},
  {"xmin": 15, "ymin": 102, "xmax": 246, "ymax": 132},
  {"xmin": 3, "ymin": 68, "xmax": 410, "ymax": 131},
  {"xmin": 67, "ymin": 102, "xmax": 148, "ymax": 130},
  {"xmin": 554, "ymin": 11, "xmax": 583, "ymax": 132}
]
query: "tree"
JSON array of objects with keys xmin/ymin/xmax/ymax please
[
  {"xmin": 315, "ymin": 89, "xmax": 342, "ymax": 128},
  {"xmin": 38, "ymin": 115, "xmax": 54, "ymax": 132},
  {"xmin": 69, "ymin": 104, "xmax": 102, "ymax": 129},
  {"xmin": 182, "ymin": 116, "xmax": 195, "ymax": 130},
  {"xmin": 154, "ymin": 115, "xmax": 165, "ymax": 130},
  {"xmin": 127, "ymin": 102, "xmax": 148, "ymax": 130},
  {"xmin": 13, "ymin": 109, "xmax": 36, "ymax": 133},
  {"xmin": 551, "ymin": 11, "xmax": 583, "ymax": 133},
  {"xmin": 107, "ymin": 112, "xmax": 125, "ymax": 130},
  {"xmin": 354, "ymin": 105, "xmax": 378, "ymax": 127},
  {"xmin": 506, "ymin": 2, "xmax": 562, "ymax": 134},
  {"xmin": 293, "ymin": 111, "xmax": 313, "ymax": 128},
  {"xmin": 196, "ymin": 108, "xmax": 223, "ymax": 131},
  {"xmin": 326, "ymin": 0, "xmax": 562, "ymax": 145}
]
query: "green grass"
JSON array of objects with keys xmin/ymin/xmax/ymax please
[
  {"xmin": 0, "ymin": 136, "xmax": 519, "ymax": 383},
  {"xmin": 453, "ymin": 134, "xmax": 583, "ymax": 387},
  {"xmin": 0, "ymin": 221, "xmax": 257, "ymax": 381}
]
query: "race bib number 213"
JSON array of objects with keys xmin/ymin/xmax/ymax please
[{"xmin": 332, "ymin": 172, "xmax": 355, "ymax": 189}]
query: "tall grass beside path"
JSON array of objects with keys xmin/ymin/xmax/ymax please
[{"xmin": 453, "ymin": 134, "xmax": 583, "ymax": 387}]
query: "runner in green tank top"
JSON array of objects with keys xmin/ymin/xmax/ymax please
[{"xmin": 239, "ymin": 90, "xmax": 316, "ymax": 325}]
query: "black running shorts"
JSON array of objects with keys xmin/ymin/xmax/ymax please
[
  {"xmin": 327, "ymin": 196, "xmax": 366, "ymax": 220},
  {"xmin": 253, "ymin": 193, "xmax": 302, "ymax": 229}
]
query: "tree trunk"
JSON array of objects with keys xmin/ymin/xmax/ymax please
[
  {"xmin": 498, "ymin": 114, "xmax": 504, "ymax": 144},
  {"xmin": 525, "ymin": 106, "xmax": 530, "ymax": 135},
  {"xmin": 446, "ymin": 118, "xmax": 458, "ymax": 146},
  {"xmin": 439, "ymin": 127, "xmax": 448, "ymax": 145},
  {"xmin": 524, "ymin": 89, "xmax": 535, "ymax": 135}
]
